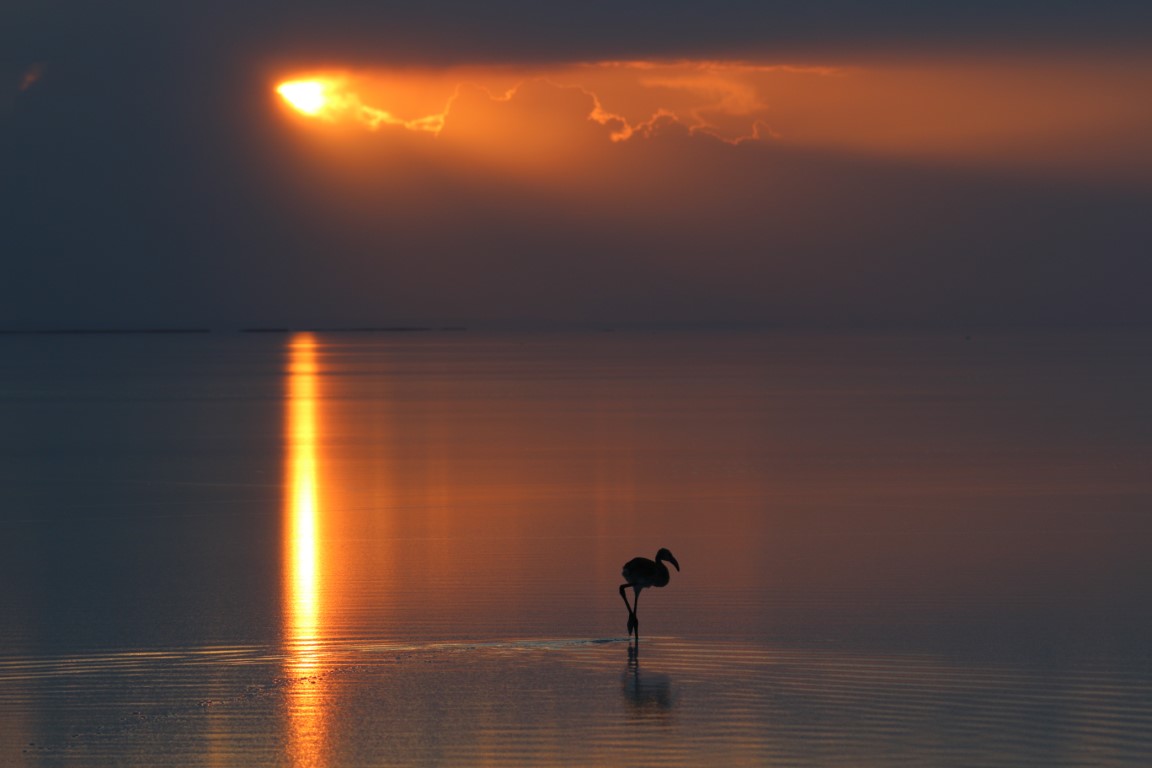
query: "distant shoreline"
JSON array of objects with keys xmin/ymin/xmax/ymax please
[
  {"xmin": 241, "ymin": 327, "xmax": 467, "ymax": 333},
  {"xmin": 0, "ymin": 328, "xmax": 212, "ymax": 335},
  {"xmin": 0, "ymin": 327, "xmax": 467, "ymax": 335}
]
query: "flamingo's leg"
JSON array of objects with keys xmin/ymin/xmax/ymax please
[
  {"xmin": 619, "ymin": 584, "xmax": 636, "ymax": 635},
  {"xmin": 631, "ymin": 587, "xmax": 642, "ymax": 639}
]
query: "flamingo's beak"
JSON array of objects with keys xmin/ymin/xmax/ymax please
[{"xmin": 668, "ymin": 554, "xmax": 680, "ymax": 572}]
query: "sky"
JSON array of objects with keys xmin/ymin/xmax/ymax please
[{"xmin": 3, "ymin": 0, "xmax": 1152, "ymax": 329}]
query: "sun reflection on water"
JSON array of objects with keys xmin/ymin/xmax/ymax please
[{"xmin": 284, "ymin": 333, "xmax": 327, "ymax": 767}]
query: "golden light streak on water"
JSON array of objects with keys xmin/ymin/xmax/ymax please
[{"xmin": 284, "ymin": 333, "xmax": 328, "ymax": 768}]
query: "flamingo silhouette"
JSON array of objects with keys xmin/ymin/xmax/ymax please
[{"xmin": 619, "ymin": 548, "xmax": 680, "ymax": 640}]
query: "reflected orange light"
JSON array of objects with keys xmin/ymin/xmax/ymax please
[
  {"xmin": 284, "ymin": 332, "xmax": 327, "ymax": 767},
  {"xmin": 287, "ymin": 333, "xmax": 320, "ymax": 642}
]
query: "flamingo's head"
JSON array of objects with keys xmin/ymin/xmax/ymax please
[{"xmin": 656, "ymin": 548, "xmax": 680, "ymax": 571}]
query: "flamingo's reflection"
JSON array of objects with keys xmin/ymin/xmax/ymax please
[{"xmin": 622, "ymin": 646, "xmax": 675, "ymax": 718}]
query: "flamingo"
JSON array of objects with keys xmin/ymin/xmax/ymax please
[{"xmin": 619, "ymin": 548, "xmax": 680, "ymax": 640}]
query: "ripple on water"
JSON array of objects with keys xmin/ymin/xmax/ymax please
[{"xmin": 2, "ymin": 638, "xmax": 1151, "ymax": 767}]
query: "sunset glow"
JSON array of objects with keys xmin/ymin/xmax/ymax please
[
  {"xmin": 276, "ymin": 75, "xmax": 446, "ymax": 132},
  {"xmin": 7, "ymin": 0, "xmax": 1152, "ymax": 760},
  {"xmin": 272, "ymin": 58, "xmax": 1152, "ymax": 178},
  {"xmin": 278, "ymin": 80, "xmax": 331, "ymax": 116}
]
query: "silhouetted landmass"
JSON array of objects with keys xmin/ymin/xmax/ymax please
[
  {"xmin": 0, "ymin": 328, "xmax": 212, "ymax": 334},
  {"xmin": 241, "ymin": 327, "xmax": 466, "ymax": 333},
  {"xmin": 0, "ymin": 327, "xmax": 468, "ymax": 335},
  {"xmin": 318, "ymin": 327, "xmax": 467, "ymax": 333}
]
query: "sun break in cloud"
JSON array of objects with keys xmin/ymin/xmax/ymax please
[{"xmin": 274, "ymin": 57, "xmax": 1152, "ymax": 180}]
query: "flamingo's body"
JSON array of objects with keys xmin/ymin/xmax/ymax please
[{"xmin": 619, "ymin": 548, "xmax": 679, "ymax": 640}]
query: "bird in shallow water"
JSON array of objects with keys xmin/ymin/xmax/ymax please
[{"xmin": 619, "ymin": 548, "xmax": 680, "ymax": 640}]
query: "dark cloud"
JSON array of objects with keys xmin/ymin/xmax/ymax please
[
  {"xmin": 6, "ymin": 0, "xmax": 1152, "ymax": 67},
  {"xmin": 238, "ymin": 0, "xmax": 1152, "ymax": 62}
]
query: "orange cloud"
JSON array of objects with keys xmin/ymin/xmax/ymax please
[
  {"xmin": 276, "ymin": 76, "xmax": 444, "ymax": 132},
  {"xmin": 273, "ymin": 62, "xmax": 826, "ymax": 145},
  {"xmin": 274, "ymin": 57, "xmax": 1152, "ymax": 180}
]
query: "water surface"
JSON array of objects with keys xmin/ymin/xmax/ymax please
[{"xmin": 1, "ymin": 330, "xmax": 1150, "ymax": 765}]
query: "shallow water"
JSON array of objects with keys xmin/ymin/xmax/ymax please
[{"xmin": 1, "ymin": 330, "xmax": 1150, "ymax": 765}]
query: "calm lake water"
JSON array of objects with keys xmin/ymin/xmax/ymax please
[{"xmin": 1, "ymin": 330, "xmax": 1150, "ymax": 766}]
